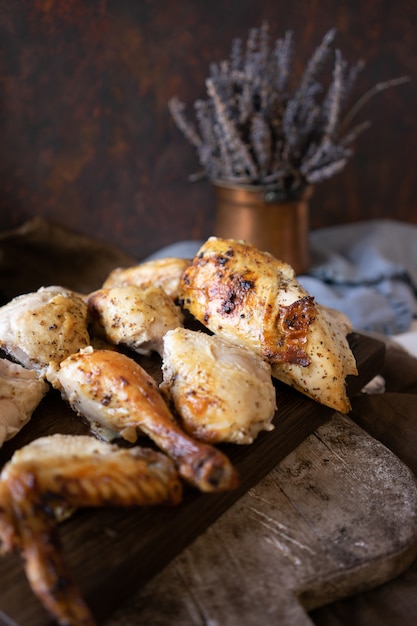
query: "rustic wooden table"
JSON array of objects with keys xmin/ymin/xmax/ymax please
[
  {"xmin": 102, "ymin": 339, "xmax": 417, "ymax": 626},
  {"xmin": 1, "ymin": 220, "xmax": 417, "ymax": 626},
  {"xmin": 310, "ymin": 341, "xmax": 417, "ymax": 626}
]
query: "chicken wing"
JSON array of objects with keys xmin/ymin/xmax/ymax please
[
  {"xmin": 102, "ymin": 257, "xmax": 190, "ymax": 300},
  {"xmin": 0, "ymin": 434, "xmax": 182, "ymax": 626},
  {"xmin": 87, "ymin": 285, "xmax": 183, "ymax": 356},
  {"xmin": 53, "ymin": 348, "xmax": 238, "ymax": 492},
  {"xmin": 0, "ymin": 286, "xmax": 90, "ymax": 379},
  {"xmin": 179, "ymin": 237, "xmax": 357, "ymax": 412},
  {"xmin": 0, "ymin": 358, "xmax": 49, "ymax": 447},
  {"xmin": 161, "ymin": 328, "xmax": 276, "ymax": 444}
]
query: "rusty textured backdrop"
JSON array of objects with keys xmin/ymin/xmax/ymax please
[{"xmin": 0, "ymin": 0, "xmax": 416, "ymax": 259}]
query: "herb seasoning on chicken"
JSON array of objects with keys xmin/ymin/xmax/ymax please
[
  {"xmin": 179, "ymin": 237, "xmax": 357, "ymax": 412},
  {"xmin": 161, "ymin": 327, "xmax": 276, "ymax": 444},
  {"xmin": 87, "ymin": 285, "xmax": 183, "ymax": 356},
  {"xmin": 54, "ymin": 348, "xmax": 239, "ymax": 493},
  {"xmin": 0, "ymin": 286, "xmax": 90, "ymax": 379}
]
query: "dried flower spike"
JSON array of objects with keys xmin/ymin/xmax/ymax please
[{"xmin": 169, "ymin": 22, "xmax": 410, "ymax": 199}]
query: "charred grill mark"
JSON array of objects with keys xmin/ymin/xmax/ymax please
[
  {"xmin": 282, "ymin": 347, "xmax": 310, "ymax": 367},
  {"xmin": 281, "ymin": 296, "xmax": 316, "ymax": 331},
  {"xmin": 211, "ymin": 247, "xmax": 234, "ymax": 269},
  {"xmin": 269, "ymin": 296, "xmax": 317, "ymax": 366},
  {"xmin": 216, "ymin": 272, "xmax": 256, "ymax": 316},
  {"xmin": 239, "ymin": 278, "xmax": 255, "ymax": 291},
  {"xmin": 263, "ymin": 343, "xmax": 310, "ymax": 367},
  {"xmin": 222, "ymin": 293, "xmax": 236, "ymax": 314},
  {"xmin": 216, "ymin": 255, "xmax": 229, "ymax": 266}
]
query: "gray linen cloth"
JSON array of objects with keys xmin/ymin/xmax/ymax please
[{"xmin": 145, "ymin": 219, "xmax": 417, "ymax": 335}]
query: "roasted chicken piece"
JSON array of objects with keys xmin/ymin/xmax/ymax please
[
  {"xmin": 0, "ymin": 358, "xmax": 49, "ymax": 447},
  {"xmin": 179, "ymin": 237, "xmax": 357, "ymax": 413},
  {"xmin": 0, "ymin": 434, "xmax": 182, "ymax": 626},
  {"xmin": 161, "ymin": 328, "xmax": 276, "ymax": 444},
  {"xmin": 102, "ymin": 257, "xmax": 190, "ymax": 300},
  {"xmin": 0, "ymin": 286, "xmax": 90, "ymax": 379},
  {"xmin": 53, "ymin": 348, "xmax": 238, "ymax": 492},
  {"xmin": 271, "ymin": 305, "xmax": 358, "ymax": 410},
  {"xmin": 88, "ymin": 285, "xmax": 183, "ymax": 356}
]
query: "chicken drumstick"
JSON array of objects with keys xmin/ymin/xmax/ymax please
[{"xmin": 53, "ymin": 348, "xmax": 239, "ymax": 493}]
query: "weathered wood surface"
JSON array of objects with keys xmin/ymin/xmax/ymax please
[
  {"xmin": 310, "ymin": 377, "xmax": 417, "ymax": 626},
  {"xmin": 0, "ymin": 223, "xmax": 415, "ymax": 626},
  {"xmin": 104, "ymin": 412, "xmax": 417, "ymax": 626}
]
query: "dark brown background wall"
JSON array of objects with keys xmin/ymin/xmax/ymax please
[{"xmin": 0, "ymin": 0, "xmax": 416, "ymax": 260}]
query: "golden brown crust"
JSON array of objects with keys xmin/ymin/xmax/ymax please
[
  {"xmin": 102, "ymin": 257, "xmax": 191, "ymax": 300},
  {"xmin": 55, "ymin": 349, "xmax": 239, "ymax": 493},
  {"xmin": 0, "ymin": 435, "xmax": 183, "ymax": 626},
  {"xmin": 180, "ymin": 237, "xmax": 357, "ymax": 412},
  {"xmin": 180, "ymin": 239, "xmax": 318, "ymax": 365}
]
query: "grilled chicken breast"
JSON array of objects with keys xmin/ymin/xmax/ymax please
[
  {"xmin": 0, "ymin": 286, "xmax": 90, "ymax": 379},
  {"xmin": 0, "ymin": 359, "xmax": 49, "ymax": 447},
  {"xmin": 179, "ymin": 237, "xmax": 357, "ymax": 412},
  {"xmin": 102, "ymin": 257, "xmax": 190, "ymax": 300},
  {"xmin": 53, "ymin": 348, "xmax": 238, "ymax": 492},
  {"xmin": 88, "ymin": 285, "xmax": 183, "ymax": 356},
  {"xmin": 0, "ymin": 434, "xmax": 182, "ymax": 626},
  {"xmin": 161, "ymin": 328, "xmax": 276, "ymax": 444}
]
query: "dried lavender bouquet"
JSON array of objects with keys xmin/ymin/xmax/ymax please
[{"xmin": 169, "ymin": 23, "xmax": 408, "ymax": 201}]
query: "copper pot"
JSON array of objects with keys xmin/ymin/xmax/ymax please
[{"xmin": 213, "ymin": 183, "xmax": 313, "ymax": 275}]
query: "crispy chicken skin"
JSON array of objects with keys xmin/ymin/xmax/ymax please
[
  {"xmin": 102, "ymin": 257, "xmax": 191, "ymax": 300},
  {"xmin": 87, "ymin": 285, "xmax": 183, "ymax": 356},
  {"xmin": 161, "ymin": 328, "xmax": 276, "ymax": 444},
  {"xmin": 179, "ymin": 238, "xmax": 317, "ymax": 365},
  {"xmin": 271, "ymin": 305, "xmax": 358, "ymax": 411},
  {"xmin": 53, "ymin": 348, "xmax": 238, "ymax": 492},
  {"xmin": 0, "ymin": 286, "xmax": 90, "ymax": 379},
  {"xmin": 179, "ymin": 237, "xmax": 357, "ymax": 412},
  {"xmin": 0, "ymin": 358, "xmax": 49, "ymax": 446},
  {"xmin": 0, "ymin": 434, "xmax": 182, "ymax": 626}
]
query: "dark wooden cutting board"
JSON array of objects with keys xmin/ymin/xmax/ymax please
[{"xmin": 0, "ymin": 333, "xmax": 385, "ymax": 626}]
